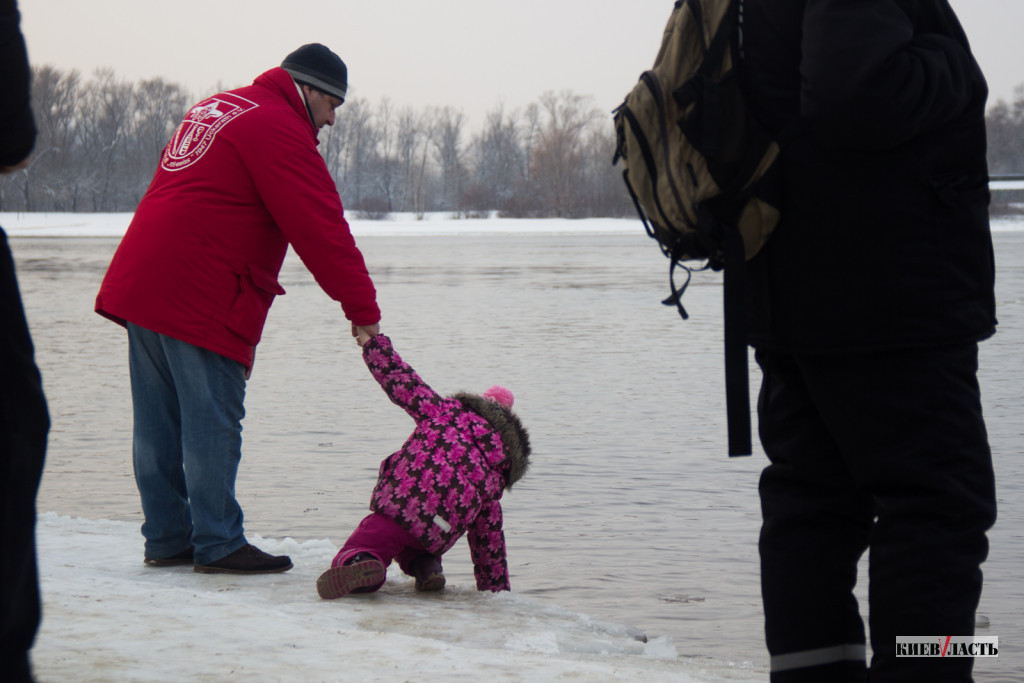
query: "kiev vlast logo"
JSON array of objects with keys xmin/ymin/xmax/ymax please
[{"xmin": 896, "ymin": 636, "xmax": 999, "ymax": 658}]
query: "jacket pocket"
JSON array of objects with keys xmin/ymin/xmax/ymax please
[{"xmin": 218, "ymin": 266, "xmax": 286, "ymax": 346}]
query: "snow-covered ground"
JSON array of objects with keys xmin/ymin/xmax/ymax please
[
  {"xmin": 2, "ymin": 208, "xmax": 1022, "ymax": 241},
  {"xmin": 0, "ymin": 212, "xmax": 639, "ymax": 238},
  {"xmin": 32, "ymin": 513, "xmax": 760, "ymax": 682}
]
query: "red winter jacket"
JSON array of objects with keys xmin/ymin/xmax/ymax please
[{"xmin": 95, "ymin": 67, "xmax": 380, "ymax": 369}]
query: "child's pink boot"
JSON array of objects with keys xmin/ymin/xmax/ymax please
[{"xmin": 316, "ymin": 552, "xmax": 386, "ymax": 599}]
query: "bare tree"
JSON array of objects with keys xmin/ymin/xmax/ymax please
[
  {"xmin": 466, "ymin": 104, "xmax": 525, "ymax": 216},
  {"xmin": 327, "ymin": 97, "xmax": 380, "ymax": 212},
  {"xmin": 125, "ymin": 78, "xmax": 191, "ymax": 204},
  {"xmin": 987, "ymin": 85, "xmax": 1024, "ymax": 175},
  {"xmin": 581, "ymin": 126, "xmax": 633, "ymax": 218},
  {"xmin": 395, "ymin": 106, "xmax": 432, "ymax": 217},
  {"xmin": 499, "ymin": 102, "xmax": 544, "ymax": 217},
  {"xmin": 317, "ymin": 95, "xmax": 349, "ymax": 198},
  {"xmin": 75, "ymin": 68, "xmax": 136, "ymax": 210},
  {"xmin": 431, "ymin": 106, "xmax": 466, "ymax": 216},
  {"xmin": 374, "ymin": 97, "xmax": 398, "ymax": 212},
  {"xmin": 0, "ymin": 66, "xmax": 83, "ymax": 211},
  {"xmin": 29, "ymin": 66, "xmax": 82, "ymax": 202},
  {"xmin": 529, "ymin": 90, "xmax": 601, "ymax": 217}
]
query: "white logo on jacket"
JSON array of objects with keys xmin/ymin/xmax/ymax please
[{"xmin": 161, "ymin": 94, "xmax": 259, "ymax": 172}]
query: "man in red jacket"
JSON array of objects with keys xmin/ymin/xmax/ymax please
[{"xmin": 96, "ymin": 44, "xmax": 381, "ymax": 574}]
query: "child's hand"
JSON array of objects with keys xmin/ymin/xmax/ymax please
[{"xmin": 352, "ymin": 323, "xmax": 380, "ymax": 347}]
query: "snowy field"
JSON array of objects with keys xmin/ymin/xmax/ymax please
[
  {"xmin": 0, "ymin": 211, "xmax": 640, "ymax": 238},
  {"xmin": 34, "ymin": 513, "xmax": 760, "ymax": 682},
  {"xmin": 2, "ymin": 208, "xmax": 1022, "ymax": 240}
]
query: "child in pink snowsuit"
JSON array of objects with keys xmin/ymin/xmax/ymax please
[{"xmin": 316, "ymin": 333, "xmax": 531, "ymax": 599}]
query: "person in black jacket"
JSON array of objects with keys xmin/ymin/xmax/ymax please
[
  {"xmin": 740, "ymin": 1, "xmax": 996, "ymax": 681},
  {"xmin": 0, "ymin": 1, "xmax": 49, "ymax": 680}
]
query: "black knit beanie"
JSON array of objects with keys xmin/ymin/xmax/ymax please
[{"xmin": 281, "ymin": 44, "xmax": 348, "ymax": 102}]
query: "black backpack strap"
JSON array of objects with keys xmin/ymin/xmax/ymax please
[
  {"xmin": 618, "ymin": 104, "xmax": 679, "ymax": 241},
  {"xmin": 674, "ymin": 0, "xmax": 739, "ymax": 160},
  {"xmin": 722, "ymin": 215, "xmax": 752, "ymax": 456}
]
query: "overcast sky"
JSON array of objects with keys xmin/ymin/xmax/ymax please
[{"xmin": 19, "ymin": 0, "xmax": 1024, "ymax": 130}]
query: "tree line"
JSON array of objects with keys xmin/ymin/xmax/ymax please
[
  {"xmin": 986, "ymin": 88, "xmax": 1024, "ymax": 176},
  {"xmin": 0, "ymin": 66, "xmax": 632, "ymax": 219},
  {"xmin": 3, "ymin": 66, "xmax": 1023, "ymax": 216},
  {"xmin": 985, "ymin": 86, "xmax": 1024, "ymax": 211}
]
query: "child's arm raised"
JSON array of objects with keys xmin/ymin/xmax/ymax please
[{"xmin": 361, "ymin": 335, "xmax": 445, "ymax": 420}]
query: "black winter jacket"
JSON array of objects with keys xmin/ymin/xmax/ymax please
[
  {"xmin": 0, "ymin": 0, "xmax": 35, "ymax": 167},
  {"xmin": 741, "ymin": 0, "xmax": 996, "ymax": 352}
]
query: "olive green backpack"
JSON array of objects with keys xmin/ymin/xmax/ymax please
[{"xmin": 613, "ymin": 0, "xmax": 796, "ymax": 456}]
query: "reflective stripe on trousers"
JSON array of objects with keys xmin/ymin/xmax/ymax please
[{"xmin": 770, "ymin": 643, "xmax": 866, "ymax": 673}]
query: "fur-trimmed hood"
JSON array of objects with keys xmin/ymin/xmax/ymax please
[{"xmin": 451, "ymin": 392, "xmax": 531, "ymax": 490}]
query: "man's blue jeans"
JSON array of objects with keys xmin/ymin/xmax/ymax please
[{"xmin": 127, "ymin": 323, "xmax": 249, "ymax": 565}]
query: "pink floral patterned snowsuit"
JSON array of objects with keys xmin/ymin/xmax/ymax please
[{"xmin": 342, "ymin": 335, "xmax": 530, "ymax": 591}]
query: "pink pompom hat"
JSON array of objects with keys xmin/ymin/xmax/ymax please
[{"xmin": 481, "ymin": 385, "xmax": 514, "ymax": 410}]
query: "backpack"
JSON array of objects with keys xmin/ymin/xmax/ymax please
[{"xmin": 612, "ymin": 0, "xmax": 793, "ymax": 457}]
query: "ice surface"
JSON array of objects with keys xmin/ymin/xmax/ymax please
[{"xmin": 32, "ymin": 513, "xmax": 764, "ymax": 681}]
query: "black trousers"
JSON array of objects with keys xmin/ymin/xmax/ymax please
[
  {"xmin": 0, "ymin": 229, "xmax": 48, "ymax": 682},
  {"xmin": 756, "ymin": 344, "xmax": 996, "ymax": 683}
]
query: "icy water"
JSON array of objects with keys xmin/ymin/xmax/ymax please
[{"xmin": 11, "ymin": 225, "xmax": 1024, "ymax": 679}]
